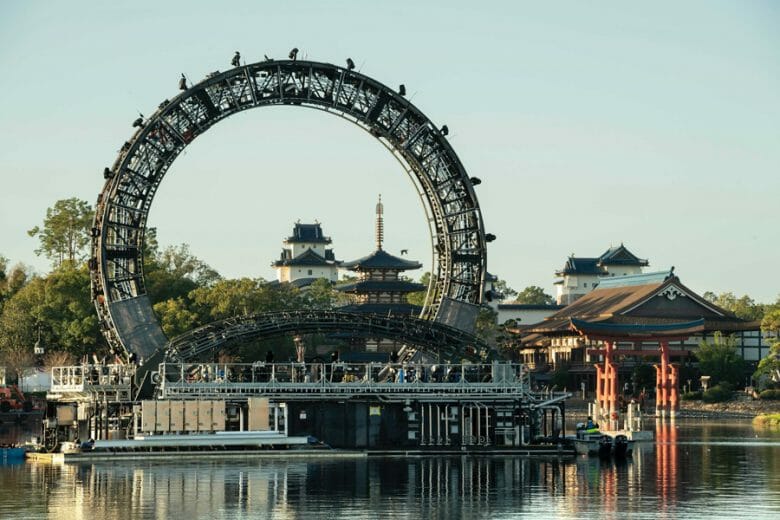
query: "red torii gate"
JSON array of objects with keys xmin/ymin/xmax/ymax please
[{"xmin": 569, "ymin": 318, "xmax": 705, "ymax": 420}]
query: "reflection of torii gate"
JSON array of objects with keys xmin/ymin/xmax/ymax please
[{"xmin": 570, "ymin": 318, "xmax": 704, "ymax": 420}]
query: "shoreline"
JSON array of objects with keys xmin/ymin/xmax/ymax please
[{"xmin": 565, "ymin": 395, "xmax": 780, "ymax": 420}]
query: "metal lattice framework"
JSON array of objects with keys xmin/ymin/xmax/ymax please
[
  {"xmin": 164, "ymin": 311, "xmax": 490, "ymax": 363},
  {"xmin": 91, "ymin": 58, "xmax": 487, "ymax": 360}
]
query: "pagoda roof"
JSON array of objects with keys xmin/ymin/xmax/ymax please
[
  {"xmin": 272, "ymin": 248, "xmax": 337, "ymax": 267},
  {"xmin": 336, "ymin": 280, "xmax": 425, "ymax": 293},
  {"xmin": 341, "ymin": 249, "xmax": 422, "ymax": 271},
  {"xmin": 284, "ymin": 223, "xmax": 331, "ymax": 244},
  {"xmin": 521, "ymin": 274, "xmax": 752, "ymax": 336}
]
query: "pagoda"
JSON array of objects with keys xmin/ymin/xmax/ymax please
[
  {"xmin": 337, "ymin": 196, "xmax": 425, "ymax": 351},
  {"xmin": 272, "ymin": 222, "xmax": 340, "ymax": 287}
]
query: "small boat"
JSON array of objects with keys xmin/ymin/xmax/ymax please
[
  {"xmin": 612, "ymin": 434, "xmax": 634, "ymax": 457},
  {"xmin": 572, "ymin": 431, "xmax": 613, "ymax": 457}
]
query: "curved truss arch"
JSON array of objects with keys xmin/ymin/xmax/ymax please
[
  {"xmin": 165, "ymin": 311, "xmax": 491, "ymax": 363},
  {"xmin": 92, "ymin": 59, "xmax": 487, "ymax": 360}
]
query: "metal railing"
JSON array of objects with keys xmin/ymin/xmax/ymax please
[
  {"xmin": 51, "ymin": 364, "xmax": 134, "ymax": 393},
  {"xmin": 158, "ymin": 362, "xmax": 532, "ymax": 401}
]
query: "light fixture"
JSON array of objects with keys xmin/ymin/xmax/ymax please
[
  {"xmin": 398, "ymin": 84, "xmax": 406, "ymax": 96},
  {"xmin": 346, "ymin": 58, "xmax": 355, "ymax": 70},
  {"xmin": 470, "ymin": 176, "xmax": 482, "ymax": 186},
  {"xmin": 289, "ymin": 47, "xmax": 299, "ymax": 60},
  {"xmin": 440, "ymin": 125, "xmax": 449, "ymax": 136},
  {"xmin": 231, "ymin": 51, "xmax": 241, "ymax": 67},
  {"xmin": 485, "ymin": 233, "xmax": 496, "ymax": 242},
  {"xmin": 178, "ymin": 74, "xmax": 187, "ymax": 90}
]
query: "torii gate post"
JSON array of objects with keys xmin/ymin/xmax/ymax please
[
  {"xmin": 595, "ymin": 340, "xmax": 619, "ymax": 427},
  {"xmin": 655, "ymin": 340, "xmax": 680, "ymax": 418}
]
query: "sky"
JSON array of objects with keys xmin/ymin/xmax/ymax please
[{"xmin": 0, "ymin": 1, "xmax": 778, "ymax": 302}]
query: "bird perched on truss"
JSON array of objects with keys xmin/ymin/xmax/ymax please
[
  {"xmin": 231, "ymin": 51, "xmax": 241, "ymax": 67},
  {"xmin": 400, "ymin": 249, "xmax": 408, "ymax": 255},
  {"xmin": 178, "ymin": 74, "xmax": 187, "ymax": 90}
]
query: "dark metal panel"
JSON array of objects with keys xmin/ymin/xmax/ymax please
[
  {"xmin": 108, "ymin": 296, "xmax": 168, "ymax": 361},
  {"xmin": 435, "ymin": 297, "xmax": 481, "ymax": 334}
]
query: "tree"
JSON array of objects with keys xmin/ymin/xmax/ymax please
[
  {"xmin": 703, "ymin": 291, "xmax": 765, "ymax": 321},
  {"xmin": 42, "ymin": 350, "xmax": 75, "ymax": 370},
  {"xmin": 27, "ymin": 198, "xmax": 93, "ymax": 267},
  {"xmin": 190, "ymin": 278, "xmax": 276, "ymax": 321},
  {"xmin": 407, "ymin": 272, "xmax": 431, "ymax": 307},
  {"xmin": 513, "ymin": 286, "xmax": 555, "ymax": 305},
  {"xmin": 0, "ymin": 257, "xmax": 29, "ymax": 313},
  {"xmin": 753, "ymin": 308, "xmax": 780, "ymax": 389},
  {"xmin": 475, "ymin": 306, "xmax": 499, "ymax": 346},
  {"xmin": 0, "ymin": 265, "xmax": 103, "ymax": 360},
  {"xmin": 153, "ymin": 298, "xmax": 199, "ymax": 338},
  {"xmin": 145, "ymin": 242, "xmax": 220, "ymax": 305},
  {"xmin": 492, "ymin": 279, "xmax": 517, "ymax": 301},
  {"xmin": 695, "ymin": 332, "xmax": 746, "ymax": 387},
  {"xmin": 301, "ymin": 278, "xmax": 337, "ymax": 310}
]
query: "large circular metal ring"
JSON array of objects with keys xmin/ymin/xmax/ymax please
[{"xmin": 91, "ymin": 59, "xmax": 487, "ymax": 360}]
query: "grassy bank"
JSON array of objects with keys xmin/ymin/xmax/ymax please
[{"xmin": 752, "ymin": 413, "xmax": 780, "ymax": 429}]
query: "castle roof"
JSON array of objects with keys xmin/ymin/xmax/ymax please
[
  {"xmin": 555, "ymin": 244, "xmax": 648, "ymax": 276},
  {"xmin": 272, "ymin": 248, "xmax": 337, "ymax": 268},
  {"xmin": 284, "ymin": 223, "xmax": 331, "ymax": 244}
]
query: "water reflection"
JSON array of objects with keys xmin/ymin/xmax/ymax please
[{"xmin": 2, "ymin": 421, "xmax": 780, "ymax": 519}]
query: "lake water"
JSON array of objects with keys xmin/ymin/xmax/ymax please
[{"xmin": 1, "ymin": 419, "xmax": 779, "ymax": 519}]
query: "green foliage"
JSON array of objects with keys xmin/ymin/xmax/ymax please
[
  {"xmin": 759, "ymin": 389, "xmax": 780, "ymax": 400},
  {"xmin": 753, "ymin": 307, "xmax": 780, "ymax": 389},
  {"xmin": 406, "ymin": 271, "xmax": 431, "ymax": 307},
  {"xmin": 145, "ymin": 242, "xmax": 220, "ymax": 305},
  {"xmin": 153, "ymin": 298, "xmax": 199, "ymax": 337},
  {"xmin": 300, "ymin": 278, "xmax": 338, "ymax": 310},
  {"xmin": 27, "ymin": 198, "xmax": 93, "ymax": 267},
  {"xmin": 631, "ymin": 363, "xmax": 656, "ymax": 392},
  {"xmin": 681, "ymin": 390, "xmax": 703, "ymax": 401},
  {"xmin": 761, "ymin": 308, "xmax": 780, "ymax": 335},
  {"xmin": 0, "ymin": 257, "xmax": 29, "ymax": 313},
  {"xmin": 474, "ymin": 306, "xmax": 499, "ymax": 346},
  {"xmin": 512, "ymin": 286, "xmax": 554, "ymax": 305},
  {"xmin": 702, "ymin": 291, "xmax": 765, "ymax": 321},
  {"xmin": 492, "ymin": 279, "xmax": 518, "ymax": 300},
  {"xmin": 702, "ymin": 382, "xmax": 734, "ymax": 403},
  {"xmin": 0, "ymin": 263, "xmax": 103, "ymax": 359},
  {"xmin": 695, "ymin": 332, "xmax": 746, "ymax": 387}
]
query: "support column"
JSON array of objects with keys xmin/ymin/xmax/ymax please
[
  {"xmin": 604, "ymin": 341, "xmax": 617, "ymax": 427},
  {"xmin": 595, "ymin": 363, "xmax": 604, "ymax": 413},
  {"xmin": 669, "ymin": 363, "xmax": 679, "ymax": 418},
  {"xmin": 656, "ymin": 340, "xmax": 671, "ymax": 417}
]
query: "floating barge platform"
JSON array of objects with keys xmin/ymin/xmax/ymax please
[{"xmin": 37, "ymin": 361, "xmax": 573, "ymax": 456}]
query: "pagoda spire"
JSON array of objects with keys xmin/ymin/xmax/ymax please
[{"xmin": 375, "ymin": 194, "xmax": 384, "ymax": 251}]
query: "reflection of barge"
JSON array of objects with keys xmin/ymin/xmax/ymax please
[{"xmin": 39, "ymin": 361, "xmax": 572, "ymax": 455}]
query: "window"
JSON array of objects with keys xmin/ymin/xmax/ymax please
[
  {"xmin": 308, "ymin": 269, "xmax": 313, "ymax": 276},
  {"xmin": 584, "ymin": 283, "xmax": 588, "ymax": 287}
]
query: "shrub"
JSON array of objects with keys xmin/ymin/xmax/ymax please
[
  {"xmin": 681, "ymin": 390, "xmax": 702, "ymax": 401},
  {"xmin": 702, "ymin": 383, "xmax": 734, "ymax": 403},
  {"xmin": 759, "ymin": 389, "xmax": 780, "ymax": 400}
]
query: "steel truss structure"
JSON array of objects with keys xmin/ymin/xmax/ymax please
[
  {"xmin": 165, "ymin": 310, "xmax": 490, "ymax": 363},
  {"xmin": 91, "ymin": 58, "xmax": 487, "ymax": 360}
]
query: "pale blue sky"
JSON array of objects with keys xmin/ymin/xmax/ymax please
[{"xmin": 0, "ymin": 1, "xmax": 778, "ymax": 302}]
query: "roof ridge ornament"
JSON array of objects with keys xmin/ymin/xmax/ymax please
[{"xmin": 659, "ymin": 285, "xmax": 686, "ymax": 301}]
